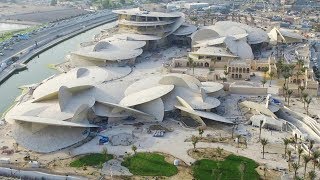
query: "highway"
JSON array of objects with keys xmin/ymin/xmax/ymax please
[{"xmin": 0, "ymin": 10, "xmax": 117, "ymax": 84}]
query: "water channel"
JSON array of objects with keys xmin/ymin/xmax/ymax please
[{"xmin": 0, "ymin": 21, "xmax": 116, "ymax": 116}]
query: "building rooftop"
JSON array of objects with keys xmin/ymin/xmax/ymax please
[
  {"xmin": 190, "ymin": 46, "xmax": 238, "ymax": 58},
  {"xmin": 113, "ymin": 8, "xmax": 182, "ymax": 18},
  {"xmin": 72, "ymin": 40, "xmax": 145, "ymax": 62}
]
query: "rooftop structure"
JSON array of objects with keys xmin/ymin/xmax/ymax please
[
  {"xmin": 112, "ymin": 8, "xmax": 185, "ymax": 38},
  {"xmin": 269, "ymin": 27, "xmax": 304, "ymax": 44},
  {"xmin": 68, "ymin": 8, "xmax": 197, "ymax": 67},
  {"xmin": 5, "ymin": 68, "xmax": 230, "ymax": 152},
  {"xmin": 191, "ymin": 21, "xmax": 269, "ymax": 60},
  {"xmin": 70, "ymin": 38, "xmax": 146, "ymax": 67}
]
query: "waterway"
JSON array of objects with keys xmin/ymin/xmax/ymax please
[{"xmin": 0, "ymin": 21, "xmax": 116, "ymax": 116}]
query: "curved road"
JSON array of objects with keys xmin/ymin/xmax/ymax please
[{"xmin": 0, "ymin": 10, "xmax": 117, "ymax": 83}]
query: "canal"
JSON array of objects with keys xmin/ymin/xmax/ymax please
[{"xmin": 0, "ymin": 21, "xmax": 116, "ymax": 116}]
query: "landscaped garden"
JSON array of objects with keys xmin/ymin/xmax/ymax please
[
  {"xmin": 69, "ymin": 153, "xmax": 113, "ymax": 167},
  {"xmin": 122, "ymin": 152, "xmax": 178, "ymax": 177},
  {"xmin": 192, "ymin": 154, "xmax": 259, "ymax": 180}
]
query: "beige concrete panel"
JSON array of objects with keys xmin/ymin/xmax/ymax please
[
  {"xmin": 11, "ymin": 116, "xmax": 98, "ymax": 127},
  {"xmin": 159, "ymin": 74, "xmax": 200, "ymax": 91},
  {"xmin": 240, "ymin": 101, "xmax": 277, "ymax": 118},
  {"xmin": 175, "ymin": 105, "xmax": 233, "ymax": 124},
  {"xmin": 124, "ymin": 76, "xmax": 162, "ymax": 95},
  {"xmin": 31, "ymin": 123, "xmax": 48, "ymax": 133},
  {"xmin": 119, "ymin": 85, "xmax": 174, "ymax": 107},
  {"xmin": 97, "ymin": 101, "xmax": 153, "ymax": 118},
  {"xmin": 135, "ymin": 98, "xmax": 164, "ymax": 121},
  {"xmin": 161, "ymin": 86, "xmax": 200, "ymax": 111},
  {"xmin": 201, "ymin": 82, "xmax": 224, "ymax": 93},
  {"xmin": 58, "ymin": 86, "xmax": 73, "ymax": 111}
]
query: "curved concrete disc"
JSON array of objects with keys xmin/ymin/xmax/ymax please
[
  {"xmin": 135, "ymin": 98, "xmax": 164, "ymax": 121},
  {"xmin": 120, "ymin": 85, "xmax": 174, "ymax": 107},
  {"xmin": 175, "ymin": 106, "xmax": 233, "ymax": 124}
]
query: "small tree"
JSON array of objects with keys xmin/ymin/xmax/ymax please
[
  {"xmin": 216, "ymin": 147, "xmax": 223, "ymax": 157},
  {"xmin": 198, "ymin": 127, "xmax": 204, "ymax": 138},
  {"xmin": 261, "ymin": 78, "xmax": 267, "ymax": 87},
  {"xmin": 131, "ymin": 145, "xmax": 137, "ymax": 154},
  {"xmin": 283, "ymin": 138, "xmax": 290, "ymax": 159},
  {"xmin": 260, "ymin": 138, "xmax": 268, "ymax": 159},
  {"xmin": 268, "ymin": 71, "xmax": 274, "ymax": 86},
  {"xmin": 302, "ymin": 93, "xmax": 308, "ymax": 109},
  {"xmin": 292, "ymin": 162, "xmax": 300, "ymax": 179},
  {"xmin": 237, "ymin": 134, "xmax": 242, "ymax": 148},
  {"xmin": 298, "ymin": 86, "xmax": 305, "ymax": 100},
  {"xmin": 309, "ymin": 139, "xmax": 315, "ymax": 156},
  {"xmin": 191, "ymin": 135, "xmax": 199, "ymax": 150},
  {"xmin": 308, "ymin": 170, "xmax": 316, "ymax": 180},
  {"xmin": 305, "ymin": 96, "xmax": 312, "ymax": 115},
  {"xmin": 101, "ymin": 147, "xmax": 108, "ymax": 159},
  {"xmin": 311, "ymin": 151, "xmax": 320, "ymax": 171},
  {"xmin": 288, "ymin": 150, "xmax": 292, "ymax": 162},
  {"xmin": 298, "ymin": 146, "xmax": 304, "ymax": 165},
  {"xmin": 303, "ymin": 155, "xmax": 311, "ymax": 178},
  {"xmin": 287, "ymin": 89, "xmax": 293, "ymax": 106},
  {"xmin": 294, "ymin": 134, "xmax": 298, "ymax": 150}
]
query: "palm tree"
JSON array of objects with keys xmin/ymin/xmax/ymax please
[
  {"xmin": 268, "ymin": 71, "xmax": 274, "ymax": 86},
  {"xmin": 131, "ymin": 145, "xmax": 137, "ymax": 154},
  {"xmin": 276, "ymin": 59, "xmax": 283, "ymax": 79},
  {"xmin": 292, "ymin": 162, "xmax": 300, "ymax": 179},
  {"xmin": 259, "ymin": 120, "xmax": 263, "ymax": 140},
  {"xmin": 188, "ymin": 58, "xmax": 195, "ymax": 74},
  {"xmin": 298, "ymin": 146, "xmax": 304, "ymax": 165},
  {"xmin": 305, "ymin": 96, "xmax": 312, "ymax": 115},
  {"xmin": 302, "ymin": 93, "xmax": 308, "ymax": 109},
  {"xmin": 295, "ymin": 70, "xmax": 303, "ymax": 85},
  {"xmin": 237, "ymin": 134, "xmax": 242, "ymax": 148},
  {"xmin": 283, "ymin": 84, "xmax": 288, "ymax": 101},
  {"xmin": 298, "ymin": 86, "xmax": 305, "ymax": 100},
  {"xmin": 191, "ymin": 135, "xmax": 199, "ymax": 150},
  {"xmin": 288, "ymin": 150, "xmax": 292, "ymax": 162},
  {"xmin": 261, "ymin": 138, "xmax": 268, "ymax": 159},
  {"xmin": 303, "ymin": 155, "xmax": 311, "ymax": 178},
  {"xmin": 261, "ymin": 78, "xmax": 267, "ymax": 87},
  {"xmin": 311, "ymin": 151, "xmax": 320, "ymax": 171},
  {"xmin": 287, "ymin": 89, "xmax": 293, "ymax": 106},
  {"xmin": 308, "ymin": 170, "xmax": 316, "ymax": 180},
  {"xmin": 294, "ymin": 134, "xmax": 298, "ymax": 150},
  {"xmin": 309, "ymin": 139, "xmax": 315, "ymax": 156},
  {"xmin": 283, "ymin": 138, "xmax": 290, "ymax": 159}
]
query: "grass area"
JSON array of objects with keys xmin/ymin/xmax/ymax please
[
  {"xmin": 192, "ymin": 154, "xmax": 259, "ymax": 180},
  {"xmin": 122, "ymin": 152, "xmax": 178, "ymax": 177},
  {"xmin": 69, "ymin": 153, "xmax": 113, "ymax": 167}
]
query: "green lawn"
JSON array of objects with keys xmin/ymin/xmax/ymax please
[
  {"xmin": 70, "ymin": 153, "xmax": 113, "ymax": 167},
  {"xmin": 122, "ymin": 152, "xmax": 178, "ymax": 177},
  {"xmin": 192, "ymin": 154, "xmax": 259, "ymax": 180}
]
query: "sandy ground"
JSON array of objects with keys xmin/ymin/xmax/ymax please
[{"xmin": 0, "ymin": 3, "xmax": 88, "ymax": 23}]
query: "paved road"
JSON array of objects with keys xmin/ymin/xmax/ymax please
[
  {"xmin": 0, "ymin": 10, "xmax": 117, "ymax": 84},
  {"xmin": 0, "ymin": 10, "xmax": 115, "ymax": 64}
]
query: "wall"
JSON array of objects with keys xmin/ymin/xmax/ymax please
[{"xmin": 229, "ymin": 86, "xmax": 268, "ymax": 95}]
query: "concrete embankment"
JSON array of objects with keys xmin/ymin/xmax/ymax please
[
  {"xmin": 0, "ymin": 166, "xmax": 87, "ymax": 180},
  {"xmin": 0, "ymin": 15, "xmax": 117, "ymax": 85}
]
